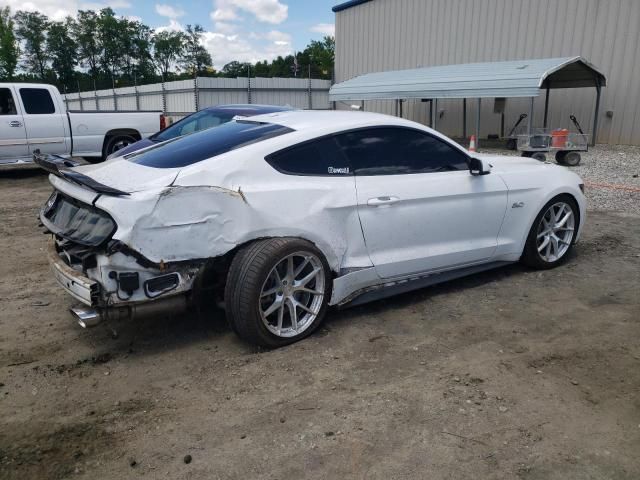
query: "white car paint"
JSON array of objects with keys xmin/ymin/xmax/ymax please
[
  {"xmin": 0, "ymin": 83, "xmax": 162, "ymax": 167},
  {"xmin": 42, "ymin": 110, "xmax": 586, "ymax": 312}
]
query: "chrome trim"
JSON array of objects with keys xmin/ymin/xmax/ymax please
[{"xmin": 47, "ymin": 241, "xmax": 98, "ymax": 306}]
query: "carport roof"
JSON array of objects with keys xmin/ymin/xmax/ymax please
[{"xmin": 329, "ymin": 56, "xmax": 606, "ymax": 101}]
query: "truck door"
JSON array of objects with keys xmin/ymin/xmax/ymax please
[
  {"xmin": 0, "ymin": 86, "xmax": 29, "ymax": 163},
  {"xmin": 16, "ymin": 86, "xmax": 68, "ymax": 156}
]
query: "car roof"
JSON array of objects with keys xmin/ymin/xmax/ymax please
[
  {"xmin": 202, "ymin": 104, "xmax": 294, "ymax": 115},
  {"xmin": 245, "ymin": 109, "xmax": 415, "ymax": 132}
]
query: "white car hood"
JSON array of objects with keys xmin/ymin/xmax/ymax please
[
  {"xmin": 72, "ymin": 158, "xmax": 180, "ymax": 193},
  {"xmin": 474, "ymin": 153, "xmax": 549, "ymax": 172}
]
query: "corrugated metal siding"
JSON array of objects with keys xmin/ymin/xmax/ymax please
[
  {"xmin": 63, "ymin": 77, "xmax": 332, "ymax": 122},
  {"xmin": 335, "ymin": 0, "xmax": 640, "ymax": 145}
]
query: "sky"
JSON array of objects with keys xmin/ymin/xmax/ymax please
[{"xmin": 0, "ymin": 0, "xmax": 342, "ymax": 70}]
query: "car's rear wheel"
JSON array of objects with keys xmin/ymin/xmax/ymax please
[
  {"xmin": 521, "ymin": 195, "xmax": 578, "ymax": 269},
  {"xmin": 224, "ymin": 238, "xmax": 332, "ymax": 348}
]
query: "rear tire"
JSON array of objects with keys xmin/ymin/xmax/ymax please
[
  {"xmin": 103, "ymin": 134, "xmax": 138, "ymax": 160},
  {"xmin": 506, "ymin": 138, "xmax": 517, "ymax": 150},
  {"xmin": 531, "ymin": 152, "xmax": 547, "ymax": 162},
  {"xmin": 562, "ymin": 151, "xmax": 581, "ymax": 166},
  {"xmin": 224, "ymin": 238, "xmax": 332, "ymax": 348},
  {"xmin": 555, "ymin": 151, "xmax": 568, "ymax": 165},
  {"xmin": 521, "ymin": 194, "xmax": 579, "ymax": 269}
]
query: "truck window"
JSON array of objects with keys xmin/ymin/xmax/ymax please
[
  {"xmin": 19, "ymin": 88, "xmax": 55, "ymax": 114},
  {"xmin": 0, "ymin": 88, "xmax": 17, "ymax": 115}
]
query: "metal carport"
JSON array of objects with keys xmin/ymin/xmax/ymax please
[{"xmin": 329, "ymin": 56, "xmax": 606, "ymax": 146}]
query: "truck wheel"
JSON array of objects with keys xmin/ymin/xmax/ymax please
[
  {"xmin": 224, "ymin": 238, "xmax": 332, "ymax": 348},
  {"xmin": 505, "ymin": 138, "xmax": 517, "ymax": 150},
  {"xmin": 555, "ymin": 151, "xmax": 568, "ymax": 165},
  {"xmin": 562, "ymin": 151, "xmax": 581, "ymax": 166},
  {"xmin": 531, "ymin": 152, "xmax": 547, "ymax": 162},
  {"xmin": 103, "ymin": 134, "xmax": 137, "ymax": 159}
]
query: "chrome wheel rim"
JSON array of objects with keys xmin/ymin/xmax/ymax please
[
  {"xmin": 536, "ymin": 202, "xmax": 575, "ymax": 262},
  {"xmin": 259, "ymin": 252, "xmax": 325, "ymax": 338},
  {"xmin": 112, "ymin": 138, "xmax": 132, "ymax": 152}
]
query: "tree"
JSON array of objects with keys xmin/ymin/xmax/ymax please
[
  {"xmin": 0, "ymin": 7, "xmax": 19, "ymax": 80},
  {"xmin": 127, "ymin": 21, "xmax": 155, "ymax": 82},
  {"xmin": 152, "ymin": 30, "xmax": 185, "ymax": 79},
  {"xmin": 220, "ymin": 60, "xmax": 249, "ymax": 78},
  {"xmin": 179, "ymin": 24, "xmax": 212, "ymax": 76},
  {"xmin": 47, "ymin": 18, "xmax": 77, "ymax": 88},
  {"xmin": 97, "ymin": 8, "xmax": 127, "ymax": 77},
  {"xmin": 13, "ymin": 10, "xmax": 50, "ymax": 79},
  {"xmin": 73, "ymin": 10, "xmax": 101, "ymax": 78}
]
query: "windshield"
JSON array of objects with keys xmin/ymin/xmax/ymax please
[
  {"xmin": 129, "ymin": 121, "xmax": 294, "ymax": 168},
  {"xmin": 152, "ymin": 110, "xmax": 235, "ymax": 142}
]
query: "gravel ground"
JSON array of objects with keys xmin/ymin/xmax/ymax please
[
  {"xmin": 479, "ymin": 143, "xmax": 640, "ymax": 213},
  {"xmin": 1, "ymin": 171, "xmax": 639, "ymax": 480}
]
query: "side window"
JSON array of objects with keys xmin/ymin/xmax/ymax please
[
  {"xmin": 335, "ymin": 127, "xmax": 469, "ymax": 175},
  {"xmin": 19, "ymin": 88, "xmax": 55, "ymax": 114},
  {"xmin": 0, "ymin": 88, "xmax": 17, "ymax": 115},
  {"xmin": 178, "ymin": 118, "xmax": 198, "ymax": 135},
  {"xmin": 266, "ymin": 136, "xmax": 351, "ymax": 176}
]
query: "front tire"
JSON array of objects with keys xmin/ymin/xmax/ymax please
[
  {"xmin": 224, "ymin": 238, "xmax": 332, "ymax": 348},
  {"xmin": 521, "ymin": 195, "xmax": 579, "ymax": 269}
]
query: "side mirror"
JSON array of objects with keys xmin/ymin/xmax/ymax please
[{"xmin": 469, "ymin": 157, "xmax": 492, "ymax": 176}]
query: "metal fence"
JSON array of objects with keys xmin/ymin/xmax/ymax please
[{"xmin": 62, "ymin": 76, "xmax": 333, "ymax": 121}]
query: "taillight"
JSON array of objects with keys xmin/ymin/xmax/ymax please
[{"xmin": 160, "ymin": 114, "xmax": 166, "ymax": 130}]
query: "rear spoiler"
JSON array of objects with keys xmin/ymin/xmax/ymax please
[{"xmin": 33, "ymin": 152, "xmax": 129, "ymax": 196}]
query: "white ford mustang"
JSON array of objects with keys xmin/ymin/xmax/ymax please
[{"xmin": 40, "ymin": 110, "xmax": 585, "ymax": 347}]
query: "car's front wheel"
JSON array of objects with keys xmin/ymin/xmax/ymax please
[
  {"xmin": 224, "ymin": 238, "xmax": 332, "ymax": 347},
  {"xmin": 521, "ymin": 195, "xmax": 579, "ymax": 269}
]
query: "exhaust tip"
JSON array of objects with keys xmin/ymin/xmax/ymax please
[{"xmin": 70, "ymin": 306, "xmax": 102, "ymax": 328}]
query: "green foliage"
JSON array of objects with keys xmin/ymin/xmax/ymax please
[
  {"xmin": 47, "ymin": 18, "xmax": 77, "ymax": 87},
  {"xmin": 0, "ymin": 7, "xmax": 19, "ymax": 80},
  {"xmin": 0, "ymin": 4, "xmax": 334, "ymax": 89},
  {"xmin": 152, "ymin": 30, "xmax": 186, "ymax": 78},
  {"xmin": 13, "ymin": 10, "xmax": 49, "ymax": 79},
  {"xmin": 180, "ymin": 25, "xmax": 213, "ymax": 77}
]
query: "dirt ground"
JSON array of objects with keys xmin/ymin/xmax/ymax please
[{"xmin": 1, "ymin": 169, "xmax": 639, "ymax": 480}]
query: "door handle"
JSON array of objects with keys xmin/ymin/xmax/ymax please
[
  {"xmin": 367, "ymin": 196, "xmax": 400, "ymax": 206},
  {"xmin": 9, "ymin": 121, "xmax": 22, "ymax": 127}
]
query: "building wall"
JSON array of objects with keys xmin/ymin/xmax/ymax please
[{"xmin": 335, "ymin": 0, "xmax": 640, "ymax": 145}]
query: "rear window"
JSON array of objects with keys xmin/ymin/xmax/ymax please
[
  {"xmin": 20, "ymin": 88, "xmax": 55, "ymax": 114},
  {"xmin": 129, "ymin": 121, "xmax": 294, "ymax": 168}
]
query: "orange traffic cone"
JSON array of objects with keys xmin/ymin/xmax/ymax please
[{"xmin": 469, "ymin": 135, "xmax": 477, "ymax": 152}]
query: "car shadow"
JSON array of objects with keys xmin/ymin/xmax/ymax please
[{"xmin": 73, "ymin": 257, "xmax": 574, "ymax": 357}]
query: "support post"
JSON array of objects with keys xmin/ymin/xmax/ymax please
[
  {"xmin": 77, "ymin": 80, "xmax": 84, "ymax": 111},
  {"xmin": 395, "ymin": 99, "xmax": 399, "ymax": 117},
  {"xmin": 463, "ymin": 98, "xmax": 467, "ymax": 138},
  {"xmin": 399, "ymin": 99, "xmax": 403, "ymax": 118},
  {"xmin": 63, "ymin": 84, "xmax": 68, "ymax": 111},
  {"xmin": 134, "ymin": 75, "xmax": 140, "ymax": 111},
  {"xmin": 543, "ymin": 87, "xmax": 550, "ymax": 129},
  {"xmin": 94, "ymin": 79, "xmax": 99, "ymax": 111},
  {"xmin": 528, "ymin": 97, "xmax": 534, "ymax": 136},
  {"xmin": 111, "ymin": 76, "xmax": 118, "ymax": 111},
  {"xmin": 194, "ymin": 76, "xmax": 199, "ymax": 112},
  {"xmin": 161, "ymin": 75, "xmax": 167, "ymax": 114},
  {"xmin": 433, "ymin": 98, "xmax": 438, "ymax": 130},
  {"xmin": 592, "ymin": 83, "xmax": 601, "ymax": 146},
  {"xmin": 308, "ymin": 64, "xmax": 312, "ymax": 110},
  {"xmin": 361, "ymin": 100, "xmax": 364, "ymax": 112},
  {"xmin": 247, "ymin": 65, "xmax": 252, "ymax": 104},
  {"xmin": 476, "ymin": 98, "xmax": 481, "ymax": 148}
]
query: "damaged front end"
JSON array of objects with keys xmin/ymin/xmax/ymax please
[{"xmin": 41, "ymin": 189, "xmax": 204, "ymax": 327}]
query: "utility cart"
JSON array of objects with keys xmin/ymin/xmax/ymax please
[{"xmin": 516, "ymin": 115, "xmax": 589, "ymax": 166}]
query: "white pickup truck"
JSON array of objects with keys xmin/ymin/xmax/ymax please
[{"xmin": 0, "ymin": 83, "xmax": 164, "ymax": 168}]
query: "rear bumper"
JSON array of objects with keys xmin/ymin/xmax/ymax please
[{"xmin": 47, "ymin": 241, "xmax": 99, "ymax": 306}]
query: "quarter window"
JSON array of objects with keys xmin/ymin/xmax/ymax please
[
  {"xmin": 266, "ymin": 136, "xmax": 351, "ymax": 176},
  {"xmin": 335, "ymin": 127, "xmax": 469, "ymax": 175},
  {"xmin": 0, "ymin": 88, "xmax": 17, "ymax": 115},
  {"xmin": 19, "ymin": 88, "xmax": 55, "ymax": 114}
]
